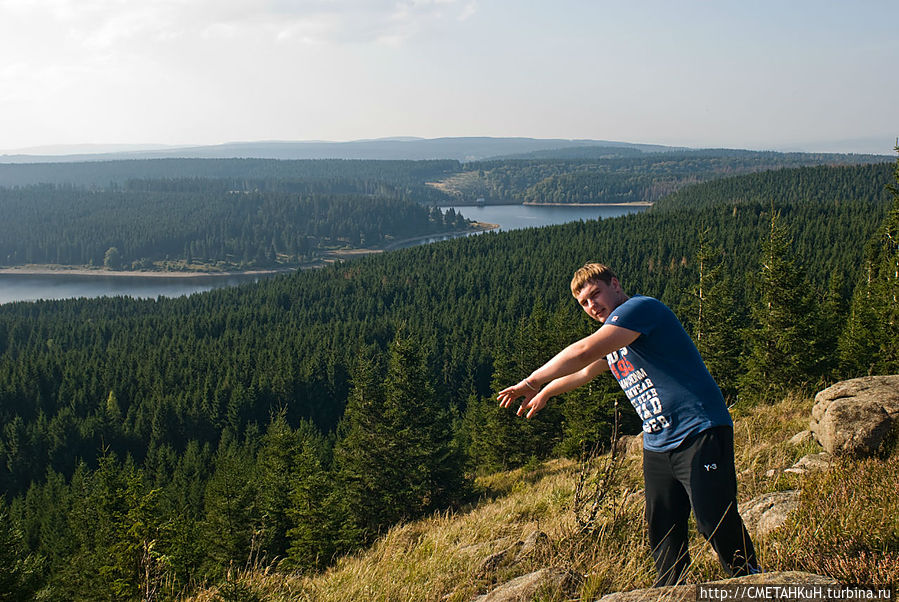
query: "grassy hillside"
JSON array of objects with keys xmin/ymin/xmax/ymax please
[{"xmin": 186, "ymin": 392, "xmax": 898, "ymax": 600}]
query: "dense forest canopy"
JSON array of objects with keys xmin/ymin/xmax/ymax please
[
  {"xmin": 0, "ymin": 158, "xmax": 461, "ymax": 189},
  {"xmin": 653, "ymin": 162, "xmax": 894, "ymax": 211},
  {"xmin": 0, "ymin": 152, "xmax": 889, "ymax": 274},
  {"xmin": 433, "ymin": 149, "xmax": 891, "ymax": 204},
  {"xmin": 0, "ymin": 154, "xmax": 897, "ymax": 600},
  {"xmin": 0, "ymin": 184, "xmax": 468, "ymax": 269}
]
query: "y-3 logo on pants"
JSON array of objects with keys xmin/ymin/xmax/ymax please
[{"xmin": 704, "ymin": 463, "xmax": 718, "ymax": 471}]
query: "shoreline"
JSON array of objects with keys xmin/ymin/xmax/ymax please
[
  {"xmin": 0, "ymin": 224, "xmax": 500, "ymax": 278},
  {"xmin": 382, "ymin": 222, "xmax": 498, "ymax": 250},
  {"xmin": 0, "ymin": 265, "xmax": 294, "ymax": 278},
  {"xmin": 521, "ymin": 201, "xmax": 653, "ymax": 207}
]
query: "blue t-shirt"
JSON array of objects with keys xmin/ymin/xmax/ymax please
[{"xmin": 603, "ymin": 295, "xmax": 732, "ymax": 452}]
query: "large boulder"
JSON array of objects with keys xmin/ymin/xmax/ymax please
[
  {"xmin": 598, "ymin": 571, "xmax": 838, "ymax": 602},
  {"xmin": 810, "ymin": 375, "xmax": 899, "ymax": 456}
]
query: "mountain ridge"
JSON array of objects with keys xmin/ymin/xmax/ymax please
[{"xmin": 0, "ymin": 136, "xmax": 680, "ymax": 163}]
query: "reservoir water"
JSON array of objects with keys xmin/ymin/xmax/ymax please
[
  {"xmin": 448, "ymin": 203, "xmax": 646, "ymax": 232},
  {"xmin": 0, "ymin": 272, "xmax": 266, "ymax": 305},
  {"xmin": 0, "ymin": 204, "xmax": 647, "ymax": 304}
]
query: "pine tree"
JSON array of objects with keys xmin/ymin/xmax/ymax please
[
  {"xmin": 0, "ymin": 498, "xmax": 47, "ymax": 601},
  {"xmin": 681, "ymin": 228, "xmax": 743, "ymax": 399},
  {"xmin": 811, "ymin": 272, "xmax": 846, "ymax": 380},
  {"xmin": 333, "ymin": 336, "xmax": 463, "ymax": 542},
  {"xmin": 840, "ymin": 148, "xmax": 899, "ymax": 374},
  {"xmin": 557, "ymin": 376, "xmax": 629, "ymax": 458},
  {"xmin": 284, "ymin": 423, "xmax": 346, "ymax": 571},
  {"xmin": 202, "ymin": 437, "xmax": 259, "ymax": 567},
  {"xmin": 740, "ymin": 208, "xmax": 816, "ymax": 398},
  {"xmin": 463, "ymin": 305, "xmax": 575, "ymax": 472},
  {"xmin": 255, "ymin": 411, "xmax": 297, "ymax": 561}
]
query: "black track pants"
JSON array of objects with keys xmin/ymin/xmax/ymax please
[{"xmin": 643, "ymin": 425, "xmax": 758, "ymax": 586}]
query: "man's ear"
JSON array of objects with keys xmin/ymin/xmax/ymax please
[{"xmin": 610, "ymin": 277, "xmax": 621, "ymax": 291}]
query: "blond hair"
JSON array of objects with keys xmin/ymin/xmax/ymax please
[{"xmin": 570, "ymin": 263, "xmax": 617, "ymax": 296}]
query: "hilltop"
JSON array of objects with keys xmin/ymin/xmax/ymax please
[
  {"xmin": 0, "ymin": 137, "xmax": 676, "ymax": 164},
  {"xmin": 1, "ymin": 154, "xmax": 895, "ymax": 599},
  {"xmin": 186, "ymin": 390, "xmax": 898, "ymax": 600}
]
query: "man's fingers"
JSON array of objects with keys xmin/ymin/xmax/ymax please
[
  {"xmin": 497, "ymin": 384, "xmax": 524, "ymax": 407},
  {"xmin": 525, "ymin": 398, "xmax": 544, "ymax": 419}
]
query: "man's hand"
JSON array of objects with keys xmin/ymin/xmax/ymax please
[{"xmin": 497, "ymin": 380, "xmax": 544, "ymax": 419}]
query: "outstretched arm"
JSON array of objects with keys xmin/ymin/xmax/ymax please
[
  {"xmin": 503, "ymin": 357, "xmax": 610, "ymax": 418},
  {"xmin": 497, "ymin": 324, "xmax": 639, "ymax": 418}
]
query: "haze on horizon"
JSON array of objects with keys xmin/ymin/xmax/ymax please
[{"xmin": 1, "ymin": 0, "xmax": 896, "ymax": 156}]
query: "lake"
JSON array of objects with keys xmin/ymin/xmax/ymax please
[
  {"xmin": 0, "ymin": 272, "xmax": 267, "ymax": 305},
  {"xmin": 388, "ymin": 203, "xmax": 647, "ymax": 248},
  {"xmin": 0, "ymin": 204, "xmax": 647, "ymax": 304},
  {"xmin": 448, "ymin": 203, "xmax": 646, "ymax": 232}
]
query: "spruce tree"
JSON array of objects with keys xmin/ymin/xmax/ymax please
[
  {"xmin": 462, "ymin": 305, "xmax": 571, "ymax": 472},
  {"xmin": 202, "ymin": 437, "xmax": 259, "ymax": 568},
  {"xmin": 681, "ymin": 228, "xmax": 743, "ymax": 398},
  {"xmin": 740, "ymin": 209, "xmax": 816, "ymax": 398},
  {"xmin": 0, "ymin": 498, "xmax": 46, "ymax": 601},
  {"xmin": 840, "ymin": 149, "xmax": 899, "ymax": 374},
  {"xmin": 333, "ymin": 336, "xmax": 462, "ymax": 542},
  {"xmin": 255, "ymin": 411, "xmax": 297, "ymax": 561},
  {"xmin": 285, "ymin": 423, "xmax": 345, "ymax": 571}
]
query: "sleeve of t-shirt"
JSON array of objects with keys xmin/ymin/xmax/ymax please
[{"xmin": 605, "ymin": 296, "xmax": 662, "ymax": 336}]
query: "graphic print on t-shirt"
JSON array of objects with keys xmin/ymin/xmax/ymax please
[{"xmin": 607, "ymin": 347, "xmax": 671, "ymax": 434}]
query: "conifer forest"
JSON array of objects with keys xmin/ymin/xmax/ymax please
[{"xmin": 1, "ymin": 148, "xmax": 897, "ymax": 599}]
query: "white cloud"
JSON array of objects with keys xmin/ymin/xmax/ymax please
[{"xmin": 0, "ymin": 0, "xmax": 477, "ymax": 48}]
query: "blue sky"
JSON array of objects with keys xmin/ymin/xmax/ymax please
[{"xmin": 1, "ymin": 0, "xmax": 896, "ymax": 154}]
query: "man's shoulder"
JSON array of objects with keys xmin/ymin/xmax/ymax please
[
  {"xmin": 619, "ymin": 295, "xmax": 668, "ymax": 313},
  {"xmin": 608, "ymin": 295, "xmax": 678, "ymax": 331}
]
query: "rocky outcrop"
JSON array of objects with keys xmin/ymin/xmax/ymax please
[
  {"xmin": 739, "ymin": 490, "xmax": 800, "ymax": 536},
  {"xmin": 810, "ymin": 375, "xmax": 899, "ymax": 456},
  {"xmin": 598, "ymin": 571, "xmax": 838, "ymax": 602}
]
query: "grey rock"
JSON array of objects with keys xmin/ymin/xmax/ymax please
[
  {"xmin": 477, "ymin": 533, "xmax": 547, "ymax": 577},
  {"xmin": 473, "ymin": 568, "xmax": 570, "ymax": 602},
  {"xmin": 787, "ymin": 430, "xmax": 815, "ymax": 446},
  {"xmin": 514, "ymin": 531, "xmax": 548, "ymax": 563},
  {"xmin": 810, "ymin": 375, "xmax": 899, "ymax": 456},
  {"xmin": 477, "ymin": 547, "xmax": 514, "ymax": 577},
  {"xmin": 739, "ymin": 490, "xmax": 799, "ymax": 536},
  {"xmin": 615, "ymin": 433, "xmax": 644, "ymax": 457},
  {"xmin": 784, "ymin": 452, "xmax": 832, "ymax": 475},
  {"xmin": 627, "ymin": 432, "xmax": 644, "ymax": 456},
  {"xmin": 598, "ymin": 571, "xmax": 838, "ymax": 602}
]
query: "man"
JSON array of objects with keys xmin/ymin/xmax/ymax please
[{"xmin": 497, "ymin": 263, "xmax": 758, "ymax": 586}]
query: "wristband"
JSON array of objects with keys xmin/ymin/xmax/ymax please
[{"xmin": 524, "ymin": 378, "xmax": 539, "ymax": 392}]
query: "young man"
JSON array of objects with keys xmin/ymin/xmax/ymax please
[{"xmin": 497, "ymin": 263, "xmax": 758, "ymax": 586}]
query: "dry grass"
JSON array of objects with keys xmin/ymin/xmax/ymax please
[
  {"xmin": 731, "ymin": 392, "xmax": 818, "ymax": 499},
  {"xmin": 764, "ymin": 454, "xmax": 899, "ymax": 584},
  {"xmin": 186, "ymin": 391, "xmax": 898, "ymax": 600}
]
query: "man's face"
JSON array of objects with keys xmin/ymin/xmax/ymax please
[{"xmin": 575, "ymin": 278, "xmax": 622, "ymax": 323}]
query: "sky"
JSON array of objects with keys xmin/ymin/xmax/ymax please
[{"xmin": 1, "ymin": 0, "xmax": 896, "ymax": 155}]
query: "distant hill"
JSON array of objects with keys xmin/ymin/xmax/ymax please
[{"xmin": 0, "ymin": 137, "xmax": 676, "ymax": 163}]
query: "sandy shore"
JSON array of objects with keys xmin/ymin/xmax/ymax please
[{"xmin": 0, "ymin": 265, "xmax": 292, "ymax": 278}]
